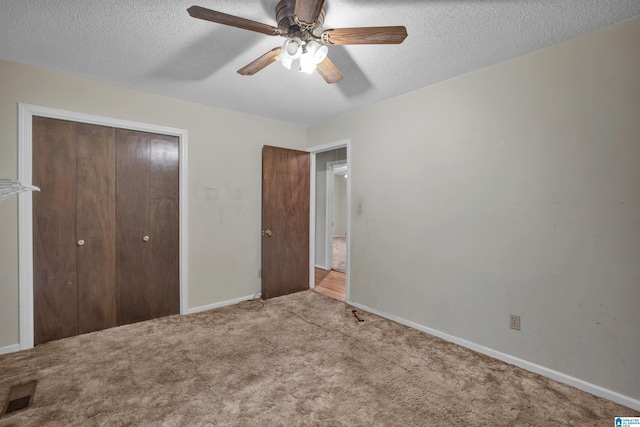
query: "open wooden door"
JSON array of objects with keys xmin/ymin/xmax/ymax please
[{"xmin": 262, "ymin": 146, "xmax": 310, "ymax": 299}]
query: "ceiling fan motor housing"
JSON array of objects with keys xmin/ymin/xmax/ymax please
[{"xmin": 276, "ymin": 0, "xmax": 325, "ymax": 37}]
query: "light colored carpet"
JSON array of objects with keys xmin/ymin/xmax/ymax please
[
  {"xmin": 0, "ymin": 291, "xmax": 637, "ymax": 426},
  {"xmin": 332, "ymin": 236, "xmax": 346, "ymax": 273}
]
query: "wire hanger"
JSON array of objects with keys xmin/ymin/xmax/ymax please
[{"xmin": 0, "ymin": 179, "xmax": 40, "ymax": 201}]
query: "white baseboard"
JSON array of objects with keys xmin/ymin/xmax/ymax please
[
  {"xmin": 347, "ymin": 299, "xmax": 640, "ymax": 412},
  {"xmin": 0, "ymin": 343, "xmax": 20, "ymax": 355},
  {"xmin": 315, "ymin": 264, "xmax": 328, "ymax": 270},
  {"xmin": 184, "ymin": 294, "xmax": 257, "ymax": 315}
]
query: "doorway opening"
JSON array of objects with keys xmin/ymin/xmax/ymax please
[
  {"xmin": 328, "ymin": 161, "xmax": 347, "ymax": 273},
  {"xmin": 309, "ymin": 141, "xmax": 350, "ymax": 302}
]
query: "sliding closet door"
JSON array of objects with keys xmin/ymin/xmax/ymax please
[
  {"xmin": 116, "ymin": 130, "xmax": 179, "ymax": 325},
  {"xmin": 33, "ymin": 117, "xmax": 79, "ymax": 345},
  {"xmin": 75, "ymin": 123, "xmax": 117, "ymax": 334}
]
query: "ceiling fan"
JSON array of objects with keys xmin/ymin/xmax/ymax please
[{"xmin": 187, "ymin": 0, "xmax": 408, "ymax": 84}]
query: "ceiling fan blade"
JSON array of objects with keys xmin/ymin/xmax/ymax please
[
  {"xmin": 294, "ymin": 0, "xmax": 325, "ymax": 28},
  {"xmin": 316, "ymin": 57, "xmax": 343, "ymax": 84},
  {"xmin": 237, "ymin": 47, "xmax": 283, "ymax": 76},
  {"xmin": 187, "ymin": 6, "xmax": 280, "ymax": 36},
  {"xmin": 321, "ymin": 26, "xmax": 408, "ymax": 45}
]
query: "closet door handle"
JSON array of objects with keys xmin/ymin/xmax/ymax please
[
  {"xmin": 77, "ymin": 239, "xmax": 85, "ymax": 246},
  {"xmin": 143, "ymin": 235, "xmax": 150, "ymax": 242}
]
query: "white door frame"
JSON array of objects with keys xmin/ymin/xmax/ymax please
[
  {"xmin": 17, "ymin": 103, "xmax": 189, "ymax": 350},
  {"xmin": 325, "ymin": 160, "xmax": 347, "ymax": 271},
  {"xmin": 308, "ymin": 139, "xmax": 350, "ymax": 300}
]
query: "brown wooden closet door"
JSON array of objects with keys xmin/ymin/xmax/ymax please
[
  {"xmin": 76, "ymin": 123, "xmax": 117, "ymax": 334},
  {"xmin": 33, "ymin": 120, "xmax": 179, "ymax": 341},
  {"xmin": 116, "ymin": 129, "xmax": 151, "ymax": 325},
  {"xmin": 33, "ymin": 117, "xmax": 79, "ymax": 345},
  {"xmin": 116, "ymin": 130, "xmax": 179, "ymax": 325},
  {"xmin": 33, "ymin": 118, "xmax": 119, "ymax": 344},
  {"xmin": 148, "ymin": 135, "xmax": 180, "ymax": 318}
]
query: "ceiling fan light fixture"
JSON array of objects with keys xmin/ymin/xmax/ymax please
[
  {"xmin": 306, "ymin": 40, "xmax": 328, "ymax": 64},
  {"xmin": 299, "ymin": 40, "xmax": 328, "ymax": 73},
  {"xmin": 282, "ymin": 37, "xmax": 303, "ymax": 59},
  {"xmin": 277, "ymin": 52, "xmax": 294, "ymax": 70},
  {"xmin": 299, "ymin": 51, "xmax": 316, "ymax": 73}
]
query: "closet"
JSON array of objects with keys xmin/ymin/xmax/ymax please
[{"xmin": 32, "ymin": 117, "xmax": 179, "ymax": 345}]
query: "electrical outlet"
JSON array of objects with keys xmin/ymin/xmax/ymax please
[{"xmin": 509, "ymin": 314, "xmax": 521, "ymax": 331}]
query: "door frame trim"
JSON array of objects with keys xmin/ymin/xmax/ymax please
[
  {"xmin": 308, "ymin": 140, "xmax": 351, "ymax": 299},
  {"xmin": 17, "ymin": 103, "xmax": 189, "ymax": 350}
]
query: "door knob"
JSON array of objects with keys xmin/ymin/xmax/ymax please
[
  {"xmin": 143, "ymin": 235, "xmax": 150, "ymax": 242},
  {"xmin": 263, "ymin": 229, "xmax": 272, "ymax": 237},
  {"xmin": 77, "ymin": 239, "xmax": 85, "ymax": 246}
]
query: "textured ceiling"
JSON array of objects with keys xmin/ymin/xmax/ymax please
[{"xmin": 1, "ymin": 1, "xmax": 639, "ymax": 126}]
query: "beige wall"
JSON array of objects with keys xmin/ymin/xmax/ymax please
[
  {"xmin": 0, "ymin": 59, "xmax": 305, "ymax": 347},
  {"xmin": 333, "ymin": 174, "xmax": 348, "ymax": 237},
  {"xmin": 307, "ymin": 17, "xmax": 640, "ymax": 401}
]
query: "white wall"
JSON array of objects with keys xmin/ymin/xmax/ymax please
[
  {"xmin": 333, "ymin": 174, "xmax": 348, "ymax": 237},
  {"xmin": 0, "ymin": 59, "xmax": 305, "ymax": 349},
  {"xmin": 307, "ymin": 17, "xmax": 640, "ymax": 403}
]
